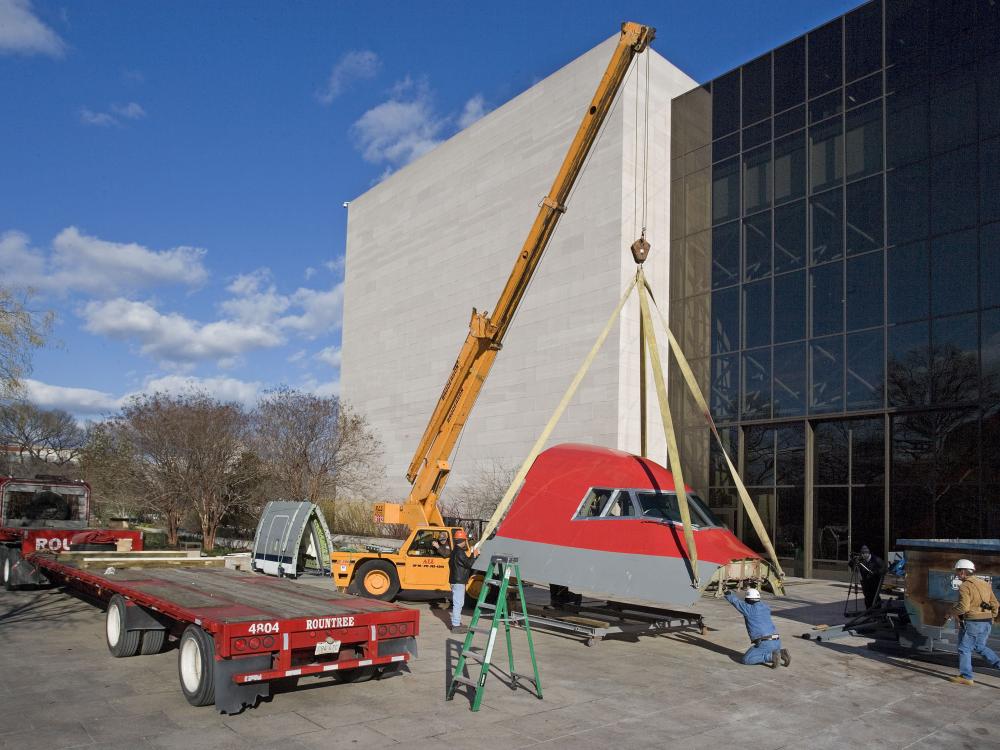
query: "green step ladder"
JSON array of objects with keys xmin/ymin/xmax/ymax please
[{"xmin": 446, "ymin": 554, "xmax": 542, "ymax": 711}]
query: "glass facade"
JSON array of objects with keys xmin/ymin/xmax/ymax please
[{"xmin": 669, "ymin": 0, "xmax": 1000, "ymax": 578}]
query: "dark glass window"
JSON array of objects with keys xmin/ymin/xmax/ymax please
[
  {"xmin": 816, "ymin": 421, "xmax": 850, "ymax": 484},
  {"xmin": 810, "ymin": 118, "xmax": 844, "ymax": 192},
  {"xmin": 743, "ymin": 278, "xmax": 771, "ymax": 349},
  {"xmin": 774, "ymin": 201, "xmax": 806, "ymax": 273},
  {"xmin": 892, "ymin": 408, "xmax": 978, "ymax": 487},
  {"xmin": 776, "ymin": 487, "xmax": 805, "ymax": 558},
  {"xmin": 773, "ymin": 342, "xmax": 807, "ymax": 416},
  {"xmin": 710, "ymin": 426, "xmax": 739, "ymax": 487},
  {"xmin": 774, "ymin": 132, "xmax": 806, "ymax": 205},
  {"xmin": 712, "ymin": 158, "xmax": 741, "ymax": 225},
  {"xmin": 711, "ymin": 286, "xmax": 739, "ymax": 354},
  {"xmin": 712, "ymin": 221, "xmax": 740, "ymax": 289},
  {"xmin": 812, "ymin": 335, "xmax": 846, "ymax": 414},
  {"xmin": 931, "ymin": 146, "xmax": 977, "ymax": 236},
  {"xmin": 776, "ymin": 425, "xmax": 806, "ymax": 485},
  {"xmin": 743, "ymin": 146, "xmax": 771, "ymax": 214},
  {"xmin": 846, "ymin": 73, "xmax": 883, "ymax": 109},
  {"xmin": 846, "ymin": 175, "xmax": 884, "ymax": 255},
  {"xmin": 982, "ymin": 136, "xmax": 1000, "ymax": 225},
  {"xmin": 845, "ymin": 100, "xmax": 883, "ymax": 180},
  {"xmin": 845, "ymin": 1, "xmax": 883, "ymax": 81},
  {"xmin": 931, "ymin": 0, "xmax": 974, "ymax": 41},
  {"xmin": 886, "ymin": 90, "xmax": 928, "ymax": 169},
  {"xmin": 809, "ymin": 19, "xmax": 843, "ymax": 97},
  {"xmin": 744, "ymin": 426, "xmax": 775, "ymax": 486},
  {"xmin": 812, "ymin": 261, "xmax": 844, "ymax": 337},
  {"xmin": 847, "ymin": 329, "xmax": 885, "ymax": 410},
  {"xmin": 982, "ymin": 222, "xmax": 1000, "ymax": 309},
  {"xmin": 930, "ymin": 83, "xmax": 976, "ymax": 155},
  {"xmin": 774, "ymin": 105, "xmax": 805, "ymax": 137},
  {"xmin": 886, "ymin": 52, "xmax": 930, "ymax": 93},
  {"xmin": 886, "ymin": 0, "xmax": 928, "ymax": 63},
  {"xmin": 742, "ymin": 54, "xmax": 772, "ymax": 125},
  {"xmin": 711, "ymin": 353, "xmax": 740, "ymax": 421},
  {"xmin": 887, "ymin": 241, "xmax": 929, "ymax": 323},
  {"xmin": 851, "ymin": 418, "xmax": 886, "ymax": 484},
  {"xmin": 712, "ymin": 70, "xmax": 740, "ymax": 139},
  {"xmin": 982, "ymin": 307, "xmax": 1000, "ymax": 400},
  {"xmin": 774, "ymin": 269, "xmax": 806, "ymax": 343},
  {"xmin": 887, "ymin": 160, "xmax": 929, "ymax": 245},
  {"xmin": 774, "ymin": 38, "xmax": 806, "ymax": 112},
  {"xmin": 981, "ymin": 52, "xmax": 1000, "ymax": 140},
  {"xmin": 743, "ymin": 121, "xmax": 771, "ymax": 151},
  {"xmin": 713, "ymin": 133, "xmax": 740, "ymax": 163},
  {"xmin": 810, "ymin": 90, "xmax": 843, "ymax": 124},
  {"xmin": 743, "ymin": 212, "xmax": 771, "ymax": 281},
  {"xmin": 815, "ymin": 486, "xmax": 849, "ymax": 559},
  {"xmin": 811, "ymin": 188, "xmax": 844, "ymax": 264},
  {"xmin": 979, "ymin": 4, "xmax": 1000, "ymax": 58},
  {"xmin": 931, "ymin": 313, "xmax": 979, "ymax": 404},
  {"xmin": 931, "ymin": 229, "xmax": 977, "ymax": 317},
  {"xmin": 887, "ymin": 320, "xmax": 930, "ymax": 406},
  {"xmin": 852, "ymin": 486, "xmax": 886, "ymax": 558},
  {"xmin": 847, "ymin": 251, "xmax": 884, "ymax": 330},
  {"xmin": 743, "ymin": 348, "xmax": 772, "ymax": 418}
]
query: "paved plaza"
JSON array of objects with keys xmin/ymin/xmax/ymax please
[{"xmin": 1, "ymin": 579, "xmax": 998, "ymax": 750}]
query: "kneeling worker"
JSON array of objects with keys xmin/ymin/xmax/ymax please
[
  {"xmin": 948, "ymin": 558, "xmax": 1000, "ymax": 686},
  {"xmin": 725, "ymin": 586, "xmax": 790, "ymax": 668}
]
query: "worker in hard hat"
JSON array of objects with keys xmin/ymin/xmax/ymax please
[
  {"xmin": 848, "ymin": 544, "xmax": 885, "ymax": 611},
  {"xmin": 947, "ymin": 558, "xmax": 1000, "ymax": 686},
  {"xmin": 448, "ymin": 528, "xmax": 479, "ymax": 634},
  {"xmin": 724, "ymin": 586, "xmax": 790, "ymax": 668}
]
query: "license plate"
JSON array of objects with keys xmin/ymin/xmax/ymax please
[{"xmin": 315, "ymin": 640, "xmax": 341, "ymax": 655}]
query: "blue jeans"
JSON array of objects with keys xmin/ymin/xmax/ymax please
[
  {"xmin": 742, "ymin": 638, "xmax": 781, "ymax": 665},
  {"xmin": 450, "ymin": 583, "xmax": 466, "ymax": 627},
  {"xmin": 958, "ymin": 620, "xmax": 1000, "ymax": 679}
]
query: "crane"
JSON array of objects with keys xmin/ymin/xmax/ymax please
[{"xmin": 332, "ymin": 22, "xmax": 656, "ymax": 600}]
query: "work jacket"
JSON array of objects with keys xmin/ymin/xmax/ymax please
[
  {"xmin": 725, "ymin": 591, "xmax": 779, "ymax": 641},
  {"xmin": 952, "ymin": 576, "xmax": 999, "ymax": 621},
  {"xmin": 449, "ymin": 545, "xmax": 475, "ymax": 585}
]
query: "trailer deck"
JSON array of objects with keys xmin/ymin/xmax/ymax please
[{"xmin": 27, "ymin": 552, "xmax": 420, "ymax": 713}]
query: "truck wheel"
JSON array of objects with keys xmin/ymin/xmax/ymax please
[
  {"xmin": 140, "ymin": 629, "xmax": 166, "ymax": 655},
  {"xmin": 354, "ymin": 560, "xmax": 400, "ymax": 601},
  {"xmin": 4, "ymin": 549, "xmax": 21, "ymax": 591},
  {"xmin": 106, "ymin": 595, "xmax": 141, "ymax": 657},
  {"xmin": 178, "ymin": 625, "xmax": 216, "ymax": 707}
]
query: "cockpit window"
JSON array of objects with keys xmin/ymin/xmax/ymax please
[
  {"xmin": 633, "ymin": 491, "xmax": 720, "ymax": 527},
  {"xmin": 576, "ymin": 488, "xmax": 616, "ymax": 518}
]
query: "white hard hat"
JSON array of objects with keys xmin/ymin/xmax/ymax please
[
  {"xmin": 955, "ymin": 559, "xmax": 975, "ymax": 571},
  {"xmin": 745, "ymin": 588, "xmax": 761, "ymax": 601}
]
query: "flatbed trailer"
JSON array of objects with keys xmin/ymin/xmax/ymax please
[{"xmin": 22, "ymin": 552, "xmax": 420, "ymax": 714}]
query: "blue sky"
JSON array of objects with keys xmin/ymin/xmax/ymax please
[{"xmin": 0, "ymin": 0, "xmax": 860, "ymax": 418}]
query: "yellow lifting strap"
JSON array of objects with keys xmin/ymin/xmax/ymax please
[
  {"xmin": 643, "ymin": 282, "xmax": 785, "ymax": 579},
  {"xmin": 636, "ymin": 269, "xmax": 699, "ymax": 587},
  {"xmin": 473, "ymin": 276, "xmax": 638, "ymax": 553}
]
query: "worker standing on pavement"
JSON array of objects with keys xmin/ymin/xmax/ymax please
[
  {"xmin": 948, "ymin": 558, "xmax": 1000, "ymax": 686},
  {"xmin": 848, "ymin": 544, "xmax": 885, "ymax": 611},
  {"xmin": 448, "ymin": 529, "xmax": 479, "ymax": 634},
  {"xmin": 724, "ymin": 586, "xmax": 790, "ymax": 668}
]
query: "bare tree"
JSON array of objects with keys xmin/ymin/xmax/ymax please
[
  {"xmin": 0, "ymin": 286, "xmax": 52, "ymax": 397},
  {"xmin": 253, "ymin": 388, "xmax": 385, "ymax": 504},
  {"xmin": 92, "ymin": 393, "xmax": 262, "ymax": 550},
  {"xmin": 0, "ymin": 401, "xmax": 86, "ymax": 474},
  {"xmin": 79, "ymin": 421, "xmax": 148, "ymax": 522},
  {"xmin": 453, "ymin": 460, "xmax": 517, "ymax": 520}
]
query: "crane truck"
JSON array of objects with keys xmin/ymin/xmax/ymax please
[{"xmin": 331, "ymin": 21, "xmax": 656, "ymax": 601}]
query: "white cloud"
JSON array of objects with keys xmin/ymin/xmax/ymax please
[
  {"xmin": 140, "ymin": 374, "xmax": 263, "ymax": 405},
  {"xmin": 80, "ymin": 107, "xmax": 118, "ymax": 127},
  {"xmin": 351, "ymin": 76, "xmax": 446, "ymax": 168},
  {"xmin": 0, "ymin": 0, "xmax": 65, "ymax": 57},
  {"xmin": 111, "ymin": 101, "xmax": 146, "ymax": 119},
  {"xmin": 304, "ymin": 266, "xmax": 316, "ymax": 280},
  {"xmin": 0, "ymin": 227, "xmax": 208, "ymax": 297},
  {"xmin": 278, "ymin": 283, "xmax": 344, "ymax": 336},
  {"xmin": 324, "ymin": 257, "xmax": 345, "ymax": 275},
  {"xmin": 82, "ymin": 299, "xmax": 283, "ymax": 364},
  {"xmin": 315, "ymin": 346, "xmax": 341, "ymax": 368},
  {"xmin": 22, "ymin": 379, "xmax": 120, "ymax": 415},
  {"xmin": 458, "ymin": 94, "xmax": 489, "ymax": 129},
  {"xmin": 287, "ymin": 349, "xmax": 306, "ymax": 363},
  {"xmin": 317, "ymin": 49, "xmax": 380, "ymax": 104}
]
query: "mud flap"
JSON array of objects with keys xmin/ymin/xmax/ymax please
[
  {"xmin": 377, "ymin": 635, "xmax": 417, "ymax": 659},
  {"xmin": 11, "ymin": 555, "xmax": 49, "ymax": 587},
  {"xmin": 123, "ymin": 601, "xmax": 170, "ymax": 632},
  {"xmin": 214, "ymin": 654, "xmax": 271, "ymax": 715}
]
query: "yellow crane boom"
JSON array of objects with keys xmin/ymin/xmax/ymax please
[{"xmin": 380, "ymin": 22, "xmax": 656, "ymax": 530}]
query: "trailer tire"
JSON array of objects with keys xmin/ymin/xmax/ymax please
[
  {"xmin": 354, "ymin": 560, "xmax": 400, "ymax": 601},
  {"xmin": 4, "ymin": 549, "xmax": 21, "ymax": 591},
  {"xmin": 1, "ymin": 549, "xmax": 11, "ymax": 590},
  {"xmin": 178, "ymin": 625, "xmax": 215, "ymax": 707},
  {"xmin": 106, "ymin": 595, "xmax": 141, "ymax": 657},
  {"xmin": 140, "ymin": 629, "xmax": 166, "ymax": 655}
]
